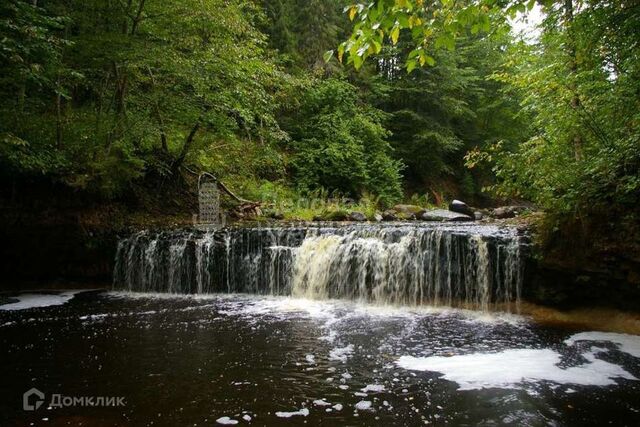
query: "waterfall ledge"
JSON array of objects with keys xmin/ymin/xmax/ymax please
[{"xmin": 113, "ymin": 223, "xmax": 529, "ymax": 311}]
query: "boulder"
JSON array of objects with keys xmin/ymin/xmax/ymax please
[
  {"xmin": 314, "ymin": 210, "xmax": 349, "ymax": 221},
  {"xmin": 325, "ymin": 210, "xmax": 349, "ymax": 221},
  {"xmin": 382, "ymin": 210, "xmax": 398, "ymax": 221},
  {"xmin": 492, "ymin": 207, "xmax": 512, "ymax": 219},
  {"xmin": 420, "ymin": 209, "xmax": 474, "ymax": 222},
  {"xmin": 348, "ymin": 211, "xmax": 367, "ymax": 222},
  {"xmin": 267, "ymin": 211, "xmax": 284, "ymax": 220},
  {"xmin": 373, "ymin": 212, "xmax": 383, "ymax": 222},
  {"xmin": 490, "ymin": 205, "xmax": 530, "ymax": 219},
  {"xmin": 392, "ymin": 204, "xmax": 423, "ymax": 220},
  {"xmin": 474, "ymin": 211, "xmax": 483, "ymax": 221},
  {"xmin": 448, "ymin": 199, "xmax": 475, "ymax": 217}
]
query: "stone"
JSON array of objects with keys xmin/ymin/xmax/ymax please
[
  {"xmin": 348, "ymin": 211, "xmax": 367, "ymax": 222},
  {"xmin": 324, "ymin": 210, "xmax": 349, "ymax": 221},
  {"xmin": 449, "ymin": 199, "xmax": 475, "ymax": 217},
  {"xmin": 267, "ymin": 211, "xmax": 284, "ymax": 220},
  {"xmin": 382, "ymin": 210, "xmax": 398, "ymax": 221},
  {"xmin": 492, "ymin": 207, "xmax": 515, "ymax": 219},
  {"xmin": 420, "ymin": 209, "xmax": 474, "ymax": 222},
  {"xmin": 392, "ymin": 204, "xmax": 423, "ymax": 220},
  {"xmin": 474, "ymin": 211, "xmax": 483, "ymax": 220},
  {"xmin": 373, "ymin": 212, "xmax": 383, "ymax": 222},
  {"xmin": 491, "ymin": 205, "xmax": 529, "ymax": 219}
]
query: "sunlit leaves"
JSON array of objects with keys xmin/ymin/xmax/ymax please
[{"xmin": 337, "ymin": 0, "xmax": 545, "ymax": 70}]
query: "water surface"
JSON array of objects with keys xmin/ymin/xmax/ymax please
[{"xmin": 1, "ymin": 291, "xmax": 639, "ymax": 426}]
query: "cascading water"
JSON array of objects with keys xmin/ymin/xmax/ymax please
[{"xmin": 113, "ymin": 223, "xmax": 527, "ymax": 311}]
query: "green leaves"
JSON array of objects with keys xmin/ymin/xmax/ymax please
[
  {"xmin": 285, "ymin": 79, "xmax": 402, "ymax": 205},
  {"xmin": 0, "ymin": 0, "xmax": 292, "ymax": 198},
  {"xmin": 472, "ymin": 0, "xmax": 640, "ymax": 221},
  {"xmin": 339, "ymin": 0, "xmax": 541, "ymax": 72}
]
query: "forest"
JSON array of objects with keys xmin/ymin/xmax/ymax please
[
  {"xmin": 1, "ymin": 0, "xmax": 638, "ymax": 250},
  {"xmin": 2, "ymin": 2, "xmax": 640, "ymax": 425}
]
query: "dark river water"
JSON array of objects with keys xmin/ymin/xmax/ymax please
[{"xmin": 1, "ymin": 290, "xmax": 639, "ymax": 426}]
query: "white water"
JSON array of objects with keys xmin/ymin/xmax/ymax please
[
  {"xmin": 397, "ymin": 332, "xmax": 640, "ymax": 390},
  {"xmin": 113, "ymin": 224, "xmax": 526, "ymax": 311},
  {"xmin": 0, "ymin": 290, "xmax": 87, "ymax": 311}
]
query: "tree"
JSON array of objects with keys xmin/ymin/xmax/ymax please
[
  {"xmin": 284, "ymin": 78, "xmax": 403, "ymax": 205},
  {"xmin": 0, "ymin": 0, "xmax": 289, "ymax": 197},
  {"xmin": 262, "ymin": 0, "xmax": 349, "ymax": 72},
  {"xmin": 375, "ymin": 31, "xmax": 526, "ymax": 199},
  {"xmin": 466, "ymin": 1, "xmax": 640, "ymax": 219}
]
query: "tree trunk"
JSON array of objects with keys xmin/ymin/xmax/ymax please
[
  {"xmin": 147, "ymin": 66, "xmax": 169, "ymax": 153},
  {"xmin": 56, "ymin": 89, "xmax": 63, "ymax": 148},
  {"xmin": 564, "ymin": 0, "xmax": 583, "ymax": 161},
  {"xmin": 130, "ymin": 0, "xmax": 146, "ymax": 35},
  {"xmin": 172, "ymin": 122, "xmax": 201, "ymax": 171}
]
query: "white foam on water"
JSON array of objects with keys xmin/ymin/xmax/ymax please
[
  {"xmin": 275, "ymin": 408, "xmax": 309, "ymax": 418},
  {"xmin": 242, "ymin": 415, "xmax": 251, "ymax": 421},
  {"xmin": 216, "ymin": 416, "xmax": 238, "ymax": 425},
  {"xmin": 361, "ymin": 384, "xmax": 386, "ymax": 393},
  {"xmin": 355, "ymin": 400, "xmax": 373, "ymax": 411},
  {"xmin": 565, "ymin": 332, "xmax": 640, "ymax": 358},
  {"xmin": 305, "ymin": 354, "xmax": 316, "ymax": 364},
  {"xmin": 108, "ymin": 292, "xmax": 525, "ymax": 324},
  {"xmin": 332, "ymin": 403, "xmax": 343, "ymax": 411},
  {"xmin": 0, "ymin": 290, "xmax": 89, "ymax": 311},
  {"xmin": 313, "ymin": 399, "xmax": 331, "ymax": 406},
  {"xmin": 329, "ymin": 344, "xmax": 354, "ymax": 362},
  {"xmin": 397, "ymin": 346, "xmax": 637, "ymax": 390}
]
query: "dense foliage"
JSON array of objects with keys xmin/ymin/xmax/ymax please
[
  {"xmin": 1, "ymin": 0, "xmax": 288, "ymax": 197},
  {"xmin": 341, "ymin": 0, "xmax": 639, "ymax": 225},
  {"xmin": 284, "ymin": 78, "xmax": 403, "ymax": 205},
  {"xmin": 486, "ymin": 1, "xmax": 639, "ymax": 220},
  {"xmin": 2, "ymin": 0, "xmax": 637, "ymax": 229}
]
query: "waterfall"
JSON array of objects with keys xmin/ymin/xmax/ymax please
[{"xmin": 113, "ymin": 223, "xmax": 527, "ymax": 311}]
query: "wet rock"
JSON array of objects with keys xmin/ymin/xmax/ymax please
[
  {"xmin": 491, "ymin": 206, "xmax": 529, "ymax": 219},
  {"xmin": 392, "ymin": 204, "xmax": 423, "ymax": 220},
  {"xmin": 449, "ymin": 199, "xmax": 475, "ymax": 217},
  {"xmin": 382, "ymin": 210, "xmax": 398, "ymax": 221},
  {"xmin": 267, "ymin": 211, "xmax": 284, "ymax": 220},
  {"xmin": 492, "ymin": 207, "xmax": 514, "ymax": 219},
  {"xmin": 348, "ymin": 211, "xmax": 367, "ymax": 222},
  {"xmin": 373, "ymin": 212, "xmax": 383, "ymax": 222},
  {"xmin": 420, "ymin": 209, "xmax": 474, "ymax": 222},
  {"xmin": 474, "ymin": 211, "xmax": 484, "ymax": 220}
]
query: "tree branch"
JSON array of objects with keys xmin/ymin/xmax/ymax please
[
  {"xmin": 172, "ymin": 121, "xmax": 200, "ymax": 171},
  {"xmin": 146, "ymin": 66, "xmax": 169, "ymax": 153}
]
